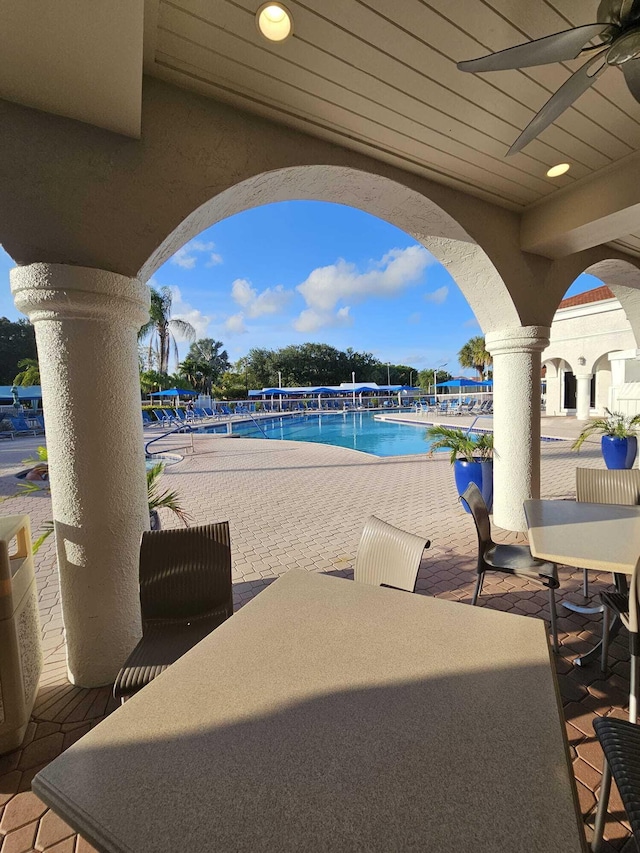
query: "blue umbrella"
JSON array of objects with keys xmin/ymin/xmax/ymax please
[
  {"xmin": 149, "ymin": 388, "xmax": 198, "ymax": 397},
  {"xmin": 435, "ymin": 379, "xmax": 483, "ymax": 388}
]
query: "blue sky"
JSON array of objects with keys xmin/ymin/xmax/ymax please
[{"xmin": 0, "ymin": 201, "xmax": 600, "ymax": 375}]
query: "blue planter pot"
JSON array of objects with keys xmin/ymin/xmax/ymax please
[
  {"xmin": 601, "ymin": 435, "xmax": 637, "ymax": 470},
  {"xmin": 454, "ymin": 459, "xmax": 493, "ymax": 512}
]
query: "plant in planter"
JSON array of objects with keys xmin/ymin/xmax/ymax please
[
  {"xmin": 572, "ymin": 409, "xmax": 640, "ymax": 470},
  {"xmin": 6, "ymin": 451, "xmax": 189, "ymax": 550},
  {"xmin": 425, "ymin": 425, "xmax": 494, "ymax": 512},
  {"xmin": 147, "ymin": 462, "xmax": 191, "ymax": 530}
]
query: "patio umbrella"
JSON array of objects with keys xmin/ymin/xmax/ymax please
[
  {"xmin": 436, "ymin": 378, "xmax": 483, "ymax": 404},
  {"xmin": 149, "ymin": 388, "xmax": 198, "ymax": 397}
]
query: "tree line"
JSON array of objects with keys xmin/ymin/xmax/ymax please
[{"xmin": 0, "ymin": 284, "xmax": 492, "ymax": 397}]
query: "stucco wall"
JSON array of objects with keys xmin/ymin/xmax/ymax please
[
  {"xmin": 543, "ymin": 297, "xmax": 637, "ymax": 415},
  {"xmin": 0, "ymin": 75, "xmax": 608, "ymax": 335}
]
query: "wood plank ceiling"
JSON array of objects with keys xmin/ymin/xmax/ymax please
[{"xmin": 146, "ymin": 0, "xmax": 640, "ymax": 242}]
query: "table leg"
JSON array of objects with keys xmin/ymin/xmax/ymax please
[{"xmin": 573, "ymin": 573, "xmax": 628, "ymax": 668}]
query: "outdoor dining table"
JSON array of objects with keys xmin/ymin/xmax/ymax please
[
  {"xmin": 524, "ymin": 498, "xmax": 640, "ymax": 666},
  {"xmin": 33, "ymin": 570, "xmax": 586, "ymax": 853}
]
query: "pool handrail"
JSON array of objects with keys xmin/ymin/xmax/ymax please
[
  {"xmin": 245, "ymin": 413, "xmax": 270, "ymax": 439},
  {"xmin": 145, "ymin": 422, "xmax": 197, "ymax": 457},
  {"xmin": 465, "ymin": 414, "xmax": 494, "ymax": 436}
]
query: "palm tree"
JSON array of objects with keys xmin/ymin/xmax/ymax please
[
  {"xmin": 179, "ymin": 339, "xmax": 230, "ymax": 395},
  {"xmin": 458, "ymin": 336, "xmax": 491, "ymax": 380},
  {"xmin": 13, "ymin": 357, "xmax": 40, "ymax": 385},
  {"xmin": 139, "ymin": 287, "xmax": 196, "ymax": 375}
]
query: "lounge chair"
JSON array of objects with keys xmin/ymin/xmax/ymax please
[
  {"xmin": 354, "ymin": 515, "xmax": 430, "ymax": 593},
  {"xmin": 152, "ymin": 408, "xmax": 171, "ymax": 426},
  {"xmin": 113, "ymin": 522, "xmax": 233, "ymax": 702},
  {"xmin": 7, "ymin": 415, "xmax": 37, "ymax": 436},
  {"xmin": 460, "ymin": 482, "xmax": 559, "ymax": 652},
  {"xmin": 0, "ymin": 418, "xmax": 16, "ymax": 440},
  {"xmin": 142, "ymin": 411, "xmax": 154, "ymax": 426}
]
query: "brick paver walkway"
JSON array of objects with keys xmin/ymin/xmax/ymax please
[{"xmin": 0, "ymin": 418, "xmax": 636, "ymax": 851}]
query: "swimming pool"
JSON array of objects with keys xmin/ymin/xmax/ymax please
[{"xmin": 203, "ymin": 412, "xmax": 439, "ymax": 457}]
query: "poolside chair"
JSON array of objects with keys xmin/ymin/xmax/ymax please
[
  {"xmin": 113, "ymin": 522, "xmax": 233, "ymax": 702},
  {"xmin": 354, "ymin": 515, "xmax": 430, "ymax": 593},
  {"xmin": 591, "ymin": 716, "xmax": 640, "ymax": 851},
  {"xmin": 460, "ymin": 483, "xmax": 560, "ymax": 652},
  {"xmin": 141, "ymin": 411, "xmax": 154, "ymax": 426},
  {"xmin": 152, "ymin": 408, "xmax": 170, "ymax": 426},
  {"xmin": 0, "ymin": 418, "xmax": 16, "ymax": 440},
  {"xmin": 600, "ymin": 555, "xmax": 640, "ymax": 722},
  {"xmin": 7, "ymin": 415, "xmax": 37, "ymax": 435},
  {"xmin": 576, "ymin": 468, "xmax": 640, "ymax": 598}
]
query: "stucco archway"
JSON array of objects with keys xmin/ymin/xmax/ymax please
[
  {"xmin": 139, "ymin": 165, "xmax": 521, "ymax": 335},
  {"xmin": 544, "ymin": 251, "xmax": 640, "ymax": 344}
]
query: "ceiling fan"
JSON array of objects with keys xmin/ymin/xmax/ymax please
[{"xmin": 457, "ymin": 0, "xmax": 640, "ymax": 156}]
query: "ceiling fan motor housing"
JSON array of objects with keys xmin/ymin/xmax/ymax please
[{"xmin": 607, "ymin": 28, "xmax": 640, "ymax": 64}]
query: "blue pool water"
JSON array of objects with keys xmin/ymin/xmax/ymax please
[{"xmin": 204, "ymin": 412, "xmax": 442, "ymax": 457}]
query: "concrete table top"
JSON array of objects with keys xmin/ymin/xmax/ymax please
[
  {"xmin": 33, "ymin": 570, "xmax": 586, "ymax": 853},
  {"xmin": 525, "ymin": 499, "xmax": 640, "ymax": 574}
]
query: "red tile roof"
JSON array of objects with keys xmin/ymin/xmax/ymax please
[{"xmin": 559, "ymin": 285, "xmax": 615, "ymax": 309}]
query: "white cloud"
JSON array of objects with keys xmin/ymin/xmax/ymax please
[
  {"xmin": 408, "ymin": 312, "xmax": 422, "ymax": 325},
  {"xmin": 169, "ymin": 285, "xmax": 211, "ymax": 339},
  {"xmin": 297, "ymin": 245, "xmax": 432, "ymax": 312},
  {"xmin": 463, "ymin": 316, "xmax": 480, "ymax": 328},
  {"xmin": 293, "ymin": 245, "xmax": 433, "ymax": 331},
  {"xmin": 225, "ymin": 313, "xmax": 248, "ymax": 335},
  {"xmin": 231, "ymin": 278, "xmax": 293, "ymax": 318},
  {"xmin": 293, "ymin": 306, "xmax": 352, "ymax": 333},
  {"xmin": 170, "ymin": 239, "xmax": 223, "ymax": 270},
  {"xmin": 424, "ymin": 285, "xmax": 448, "ymax": 304}
]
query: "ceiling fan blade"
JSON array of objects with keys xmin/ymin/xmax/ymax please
[
  {"xmin": 457, "ymin": 24, "xmax": 609, "ymax": 72},
  {"xmin": 623, "ymin": 58, "xmax": 640, "ymax": 100},
  {"xmin": 507, "ymin": 52, "xmax": 607, "ymax": 155}
]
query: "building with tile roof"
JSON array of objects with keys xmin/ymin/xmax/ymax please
[{"xmin": 543, "ymin": 286, "xmax": 639, "ymax": 418}]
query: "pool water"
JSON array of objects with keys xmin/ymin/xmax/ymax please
[{"xmin": 204, "ymin": 412, "xmax": 440, "ymax": 457}]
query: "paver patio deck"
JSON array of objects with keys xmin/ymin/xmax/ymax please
[{"xmin": 0, "ymin": 417, "xmax": 636, "ymax": 851}]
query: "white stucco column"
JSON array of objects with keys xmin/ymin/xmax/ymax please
[
  {"xmin": 11, "ymin": 264, "xmax": 150, "ymax": 687},
  {"xmin": 486, "ymin": 326, "xmax": 550, "ymax": 532},
  {"xmin": 575, "ymin": 373, "xmax": 593, "ymax": 421}
]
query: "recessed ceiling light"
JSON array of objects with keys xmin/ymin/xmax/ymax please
[
  {"xmin": 546, "ymin": 163, "xmax": 570, "ymax": 178},
  {"xmin": 256, "ymin": 3, "xmax": 293, "ymax": 42}
]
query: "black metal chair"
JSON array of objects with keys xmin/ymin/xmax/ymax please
[
  {"xmin": 460, "ymin": 483, "xmax": 560, "ymax": 652},
  {"xmin": 591, "ymin": 716, "xmax": 640, "ymax": 852},
  {"xmin": 600, "ymin": 556, "xmax": 640, "ymax": 724},
  {"xmin": 113, "ymin": 522, "xmax": 233, "ymax": 701}
]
